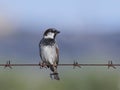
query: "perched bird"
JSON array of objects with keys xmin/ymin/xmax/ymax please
[{"xmin": 39, "ymin": 28, "xmax": 60, "ymax": 80}]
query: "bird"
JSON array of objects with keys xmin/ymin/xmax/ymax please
[{"xmin": 39, "ymin": 28, "xmax": 60, "ymax": 80}]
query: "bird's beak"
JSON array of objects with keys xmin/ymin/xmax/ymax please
[{"xmin": 56, "ymin": 30, "xmax": 60, "ymax": 34}]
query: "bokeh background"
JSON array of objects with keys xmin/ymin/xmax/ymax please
[{"xmin": 0, "ymin": 0, "xmax": 120, "ymax": 90}]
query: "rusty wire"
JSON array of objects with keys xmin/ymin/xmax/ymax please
[{"xmin": 0, "ymin": 60, "xmax": 119, "ymax": 69}]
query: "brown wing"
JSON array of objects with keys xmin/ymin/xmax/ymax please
[
  {"xmin": 39, "ymin": 41, "xmax": 42, "ymax": 58},
  {"xmin": 55, "ymin": 45, "xmax": 59, "ymax": 65}
]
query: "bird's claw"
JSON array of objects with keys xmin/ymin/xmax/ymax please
[{"xmin": 39, "ymin": 62, "xmax": 48, "ymax": 69}]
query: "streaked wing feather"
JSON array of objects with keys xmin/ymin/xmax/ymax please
[{"xmin": 55, "ymin": 45, "xmax": 59, "ymax": 65}]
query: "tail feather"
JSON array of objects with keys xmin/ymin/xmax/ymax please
[
  {"xmin": 54, "ymin": 73, "xmax": 60, "ymax": 80},
  {"xmin": 49, "ymin": 65, "xmax": 60, "ymax": 80},
  {"xmin": 49, "ymin": 65, "xmax": 54, "ymax": 72}
]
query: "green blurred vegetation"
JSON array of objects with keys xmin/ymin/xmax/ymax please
[{"xmin": 0, "ymin": 67, "xmax": 120, "ymax": 90}]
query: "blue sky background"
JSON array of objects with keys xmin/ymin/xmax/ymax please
[
  {"xmin": 0, "ymin": 0, "xmax": 120, "ymax": 33},
  {"xmin": 0, "ymin": 0, "xmax": 120, "ymax": 62}
]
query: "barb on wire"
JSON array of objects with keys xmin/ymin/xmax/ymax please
[
  {"xmin": 108, "ymin": 60, "xmax": 116, "ymax": 69},
  {"xmin": 73, "ymin": 61, "xmax": 81, "ymax": 69},
  {"xmin": 4, "ymin": 60, "xmax": 12, "ymax": 69}
]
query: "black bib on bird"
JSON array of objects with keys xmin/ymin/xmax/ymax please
[{"xmin": 40, "ymin": 38, "xmax": 55, "ymax": 46}]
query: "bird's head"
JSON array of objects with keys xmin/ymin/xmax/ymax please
[{"xmin": 43, "ymin": 28, "xmax": 60, "ymax": 39}]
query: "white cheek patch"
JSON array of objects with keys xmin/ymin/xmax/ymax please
[{"xmin": 44, "ymin": 32, "xmax": 55, "ymax": 39}]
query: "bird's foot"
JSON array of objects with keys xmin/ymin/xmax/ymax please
[
  {"xmin": 39, "ymin": 62, "xmax": 48, "ymax": 69},
  {"xmin": 53, "ymin": 62, "xmax": 57, "ymax": 67}
]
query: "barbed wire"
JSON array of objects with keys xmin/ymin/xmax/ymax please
[{"xmin": 0, "ymin": 60, "xmax": 118, "ymax": 69}]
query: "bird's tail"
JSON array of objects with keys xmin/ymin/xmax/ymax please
[
  {"xmin": 53, "ymin": 73, "xmax": 60, "ymax": 80},
  {"xmin": 50, "ymin": 65, "xmax": 60, "ymax": 80}
]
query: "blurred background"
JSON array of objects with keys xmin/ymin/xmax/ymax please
[{"xmin": 0, "ymin": 0, "xmax": 120, "ymax": 90}]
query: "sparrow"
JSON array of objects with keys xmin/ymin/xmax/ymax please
[{"xmin": 39, "ymin": 28, "xmax": 60, "ymax": 80}]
